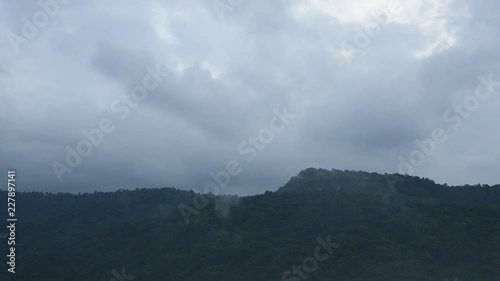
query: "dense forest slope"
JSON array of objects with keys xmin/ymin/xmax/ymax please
[
  {"xmin": 1, "ymin": 168, "xmax": 500, "ymax": 281},
  {"xmin": 280, "ymin": 168, "xmax": 500, "ymax": 207}
]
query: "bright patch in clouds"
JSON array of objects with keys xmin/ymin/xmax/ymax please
[
  {"xmin": 292, "ymin": 0, "xmax": 467, "ymax": 58},
  {"xmin": 151, "ymin": 1, "xmax": 176, "ymax": 44},
  {"xmin": 201, "ymin": 61, "xmax": 222, "ymax": 80}
]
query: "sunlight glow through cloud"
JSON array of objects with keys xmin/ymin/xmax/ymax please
[{"xmin": 291, "ymin": 0, "xmax": 468, "ymax": 58}]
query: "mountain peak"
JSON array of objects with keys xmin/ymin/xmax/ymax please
[
  {"xmin": 279, "ymin": 167, "xmax": 391, "ymax": 194},
  {"xmin": 278, "ymin": 167, "xmax": 500, "ymax": 207}
]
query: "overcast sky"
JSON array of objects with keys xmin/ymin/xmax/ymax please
[{"xmin": 0, "ymin": 0, "xmax": 499, "ymax": 195}]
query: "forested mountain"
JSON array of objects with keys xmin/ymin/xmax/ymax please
[
  {"xmin": 280, "ymin": 168, "xmax": 500, "ymax": 207},
  {"xmin": 1, "ymin": 168, "xmax": 500, "ymax": 281}
]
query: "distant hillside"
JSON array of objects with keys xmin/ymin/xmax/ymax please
[
  {"xmin": 279, "ymin": 168, "xmax": 500, "ymax": 207},
  {"xmin": 1, "ymin": 168, "xmax": 500, "ymax": 281}
]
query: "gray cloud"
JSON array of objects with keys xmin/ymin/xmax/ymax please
[{"xmin": 0, "ymin": 0, "xmax": 499, "ymax": 194}]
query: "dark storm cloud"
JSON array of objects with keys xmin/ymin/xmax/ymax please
[{"xmin": 0, "ymin": 0, "xmax": 499, "ymax": 194}]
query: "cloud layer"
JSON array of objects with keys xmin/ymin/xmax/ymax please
[{"xmin": 0, "ymin": 0, "xmax": 499, "ymax": 194}]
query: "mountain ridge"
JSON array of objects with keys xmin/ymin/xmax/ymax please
[
  {"xmin": 278, "ymin": 167, "xmax": 500, "ymax": 207},
  {"xmin": 1, "ymin": 167, "xmax": 500, "ymax": 280}
]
